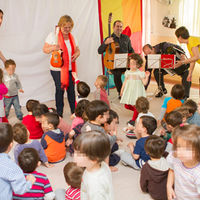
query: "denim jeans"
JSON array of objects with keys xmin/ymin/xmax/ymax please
[
  {"xmin": 50, "ymin": 70, "xmax": 75, "ymax": 116},
  {"xmin": 4, "ymin": 95, "xmax": 23, "ymax": 120}
]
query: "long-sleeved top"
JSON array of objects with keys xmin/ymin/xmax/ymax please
[
  {"xmin": 187, "ymin": 112, "xmax": 200, "ymax": 127},
  {"xmin": 0, "ymin": 153, "xmax": 32, "ymax": 200},
  {"xmin": 4, "ymin": 72, "xmax": 22, "ymax": 96}
]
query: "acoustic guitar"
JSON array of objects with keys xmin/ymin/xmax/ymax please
[
  {"xmin": 50, "ymin": 26, "xmax": 63, "ymax": 68},
  {"xmin": 104, "ymin": 13, "xmax": 119, "ymax": 70}
]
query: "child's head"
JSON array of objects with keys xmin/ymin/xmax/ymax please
[
  {"xmin": 135, "ymin": 97, "xmax": 149, "ymax": 114},
  {"xmin": 104, "ymin": 109, "xmax": 119, "ymax": 133},
  {"xmin": 18, "ymin": 148, "xmax": 39, "ymax": 173},
  {"xmin": 165, "ymin": 110, "xmax": 183, "ymax": 132},
  {"xmin": 0, "ymin": 123, "xmax": 13, "ymax": 153},
  {"xmin": 171, "ymin": 84, "xmax": 185, "ymax": 100},
  {"xmin": 172, "ymin": 124, "xmax": 200, "ymax": 163},
  {"xmin": 145, "ymin": 135, "xmax": 165, "ymax": 159},
  {"xmin": 0, "ymin": 68, "xmax": 3, "ymax": 83},
  {"xmin": 77, "ymin": 81, "xmax": 90, "ymax": 98},
  {"xmin": 4, "ymin": 59, "xmax": 16, "ymax": 75},
  {"xmin": 13, "ymin": 123, "xmax": 28, "ymax": 144},
  {"xmin": 183, "ymin": 99, "xmax": 197, "ymax": 116},
  {"xmin": 32, "ymin": 103, "xmax": 49, "ymax": 122},
  {"xmin": 174, "ymin": 106, "xmax": 190, "ymax": 123},
  {"xmin": 127, "ymin": 53, "xmax": 143, "ymax": 69},
  {"xmin": 74, "ymin": 131, "xmax": 110, "ymax": 168},
  {"xmin": 63, "ymin": 162, "xmax": 84, "ymax": 188},
  {"xmin": 95, "ymin": 75, "xmax": 108, "ymax": 89},
  {"xmin": 135, "ymin": 116, "xmax": 157, "ymax": 137},
  {"xmin": 85, "ymin": 100, "xmax": 109, "ymax": 124},
  {"xmin": 41, "ymin": 112, "xmax": 60, "ymax": 131},
  {"xmin": 75, "ymin": 99, "xmax": 90, "ymax": 118},
  {"xmin": 26, "ymin": 99, "xmax": 40, "ymax": 113}
]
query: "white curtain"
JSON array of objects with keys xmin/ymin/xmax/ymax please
[{"xmin": 0, "ymin": 0, "xmax": 102, "ymax": 105}]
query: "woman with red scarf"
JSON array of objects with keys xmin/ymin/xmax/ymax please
[{"xmin": 43, "ymin": 15, "xmax": 80, "ymax": 117}]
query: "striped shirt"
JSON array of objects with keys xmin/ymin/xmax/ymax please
[
  {"xmin": 65, "ymin": 186, "xmax": 80, "ymax": 200},
  {"xmin": 167, "ymin": 152, "xmax": 200, "ymax": 200},
  {"xmin": 13, "ymin": 171, "xmax": 55, "ymax": 200}
]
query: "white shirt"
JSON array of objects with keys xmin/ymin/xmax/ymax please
[
  {"xmin": 81, "ymin": 162, "xmax": 114, "ymax": 200},
  {"xmin": 45, "ymin": 32, "xmax": 78, "ymax": 71}
]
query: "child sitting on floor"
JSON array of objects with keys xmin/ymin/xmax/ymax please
[
  {"xmin": 13, "ymin": 148, "xmax": 55, "ymax": 200},
  {"xmin": 22, "ymin": 99, "xmax": 43, "ymax": 139},
  {"xmin": 140, "ymin": 135, "xmax": 169, "ymax": 200},
  {"xmin": 13, "ymin": 123, "xmax": 52, "ymax": 168},
  {"xmin": 121, "ymin": 116, "xmax": 157, "ymax": 170},
  {"xmin": 41, "ymin": 112, "xmax": 66, "ymax": 163}
]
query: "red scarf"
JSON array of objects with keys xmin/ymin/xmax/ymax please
[{"xmin": 58, "ymin": 31, "xmax": 77, "ymax": 89}]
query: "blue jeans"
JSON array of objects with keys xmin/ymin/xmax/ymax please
[
  {"xmin": 4, "ymin": 95, "xmax": 23, "ymax": 120},
  {"xmin": 50, "ymin": 70, "xmax": 75, "ymax": 116}
]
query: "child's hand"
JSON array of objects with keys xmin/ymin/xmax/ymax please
[
  {"xmin": 26, "ymin": 174, "xmax": 36, "ymax": 185},
  {"xmin": 66, "ymin": 138, "xmax": 73, "ymax": 147},
  {"xmin": 70, "ymin": 113, "xmax": 75, "ymax": 120},
  {"xmin": 145, "ymin": 71, "xmax": 150, "ymax": 77},
  {"xmin": 19, "ymin": 89, "xmax": 24, "ymax": 93},
  {"xmin": 44, "ymin": 162, "xmax": 54, "ymax": 168},
  {"xmin": 72, "ymin": 72, "xmax": 78, "ymax": 80},
  {"xmin": 160, "ymin": 128, "xmax": 166, "ymax": 136},
  {"xmin": 167, "ymin": 186, "xmax": 176, "ymax": 200}
]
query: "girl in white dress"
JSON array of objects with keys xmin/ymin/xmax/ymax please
[{"xmin": 120, "ymin": 53, "xmax": 150, "ymax": 122}]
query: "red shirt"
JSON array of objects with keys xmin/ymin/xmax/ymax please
[{"xmin": 22, "ymin": 115, "xmax": 43, "ymax": 139}]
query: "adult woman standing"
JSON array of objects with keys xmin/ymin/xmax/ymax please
[
  {"xmin": 175, "ymin": 26, "xmax": 200, "ymax": 82},
  {"xmin": 43, "ymin": 15, "xmax": 80, "ymax": 117},
  {"xmin": 0, "ymin": 9, "xmax": 6, "ymax": 63}
]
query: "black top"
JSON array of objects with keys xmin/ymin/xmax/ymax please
[{"xmin": 98, "ymin": 33, "xmax": 134, "ymax": 54}]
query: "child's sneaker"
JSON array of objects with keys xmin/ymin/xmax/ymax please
[
  {"xmin": 126, "ymin": 130, "xmax": 137, "ymax": 139},
  {"xmin": 127, "ymin": 120, "xmax": 135, "ymax": 126}
]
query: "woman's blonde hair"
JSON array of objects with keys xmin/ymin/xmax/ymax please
[{"xmin": 58, "ymin": 15, "xmax": 74, "ymax": 28}]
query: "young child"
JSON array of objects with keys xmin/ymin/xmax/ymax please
[
  {"xmin": 0, "ymin": 123, "xmax": 35, "ymax": 199},
  {"xmin": 167, "ymin": 124, "xmax": 200, "ymax": 199},
  {"xmin": 0, "ymin": 68, "xmax": 8, "ymax": 122},
  {"xmin": 41, "ymin": 112, "xmax": 66, "ymax": 163},
  {"xmin": 74, "ymin": 131, "xmax": 114, "ymax": 199},
  {"xmin": 13, "ymin": 123, "xmax": 52, "ymax": 168},
  {"xmin": 140, "ymin": 135, "xmax": 169, "ymax": 200},
  {"xmin": 22, "ymin": 99, "xmax": 44, "ymax": 139},
  {"xmin": 3, "ymin": 59, "xmax": 24, "ymax": 120},
  {"xmin": 13, "ymin": 148, "xmax": 55, "ymax": 199},
  {"xmin": 120, "ymin": 53, "xmax": 150, "ymax": 122},
  {"xmin": 158, "ymin": 84, "xmax": 185, "ymax": 123},
  {"xmin": 94, "ymin": 75, "xmax": 110, "ymax": 107},
  {"xmin": 174, "ymin": 106, "xmax": 190, "ymax": 124},
  {"xmin": 183, "ymin": 99, "xmax": 200, "ymax": 126},
  {"xmin": 124, "ymin": 96, "xmax": 155, "ymax": 139},
  {"xmin": 63, "ymin": 162, "xmax": 84, "ymax": 200},
  {"xmin": 121, "ymin": 116, "xmax": 157, "ymax": 170}
]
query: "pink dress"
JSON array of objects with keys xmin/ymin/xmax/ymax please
[{"xmin": 0, "ymin": 83, "xmax": 8, "ymax": 118}]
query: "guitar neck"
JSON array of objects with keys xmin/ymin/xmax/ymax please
[{"xmin": 108, "ymin": 23, "xmax": 111, "ymax": 37}]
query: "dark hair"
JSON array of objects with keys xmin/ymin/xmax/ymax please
[
  {"xmin": 143, "ymin": 44, "xmax": 153, "ymax": 51},
  {"xmin": 175, "ymin": 26, "xmax": 190, "ymax": 39},
  {"xmin": 127, "ymin": 53, "xmax": 143, "ymax": 68},
  {"xmin": 63, "ymin": 162, "xmax": 84, "ymax": 188},
  {"xmin": 75, "ymin": 99, "xmax": 90, "ymax": 118},
  {"xmin": 172, "ymin": 124, "xmax": 200, "ymax": 162},
  {"xmin": 0, "ymin": 68, "xmax": 3, "ymax": 83},
  {"xmin": 43, "ymin": 112, "xmax": 60, "ymax": 129},
  {"xmin": 174, "ymin": 106, "xmax": 190, "ymax": 120},
  {"xmin": 18, "ymin": 148, "xmax": 39, "ymax": 173},
  {"xmin": 113, "ymin": 20, "xmax": 123, "ymax": 27},
  {"xmin": 171, "ymin": 84, "xmax": 185, "ymax": 100},
  {"xmin": 0, "ymin": 123, "xmax": 13, "ymax": 153},
  {"xmin": 0, "ymin": 9, "xmax": 3, "ymax": 15},
  {"xmin": 32, "ymin": 103, "xmax": 49, "ymax": 117},
  {"xmin": 26, "ymin": 99, "xmax": 40, "ymax": 112},
  {"xmin": 136, "ymin": 97, "xmax": 149, "ymax": 113},
  {"xmin": 140, "ymin": 116, "xmax": 157, "ymax": 135},
  {"xmin": 13, "ymin": 123, "xmax": 28, "ymax": 144},
  {"xmin": 4, "ymin": 59, "xmax": 16, "ymax": 69},
  {"xmin": 145, "ymin": 135, "xmax": 165, "ymax": 159},
  {"xmin": 96, "ymin": 75, "xmax": 108, "ymax": 88},
  {"xmin": 85, "ymin": 100, "xmax": 109, "ymax": 121},
  {"xmin": 107, "ymin": 109, "xmax": 119, "ymax": 124},
  {"xmin": 77, "ymin": 81, "xmax": 90, "ymax": 98},
  {"xmin": 183, "ymin": 99, "xmax": 197, "ymax": 114},
  {"xmin": 74, "ymin": 131, "xmax": 110, "ymax": 163},
  {"xmin": 165, "ymin": 111, "xmax": 183, "ymax": 127}
]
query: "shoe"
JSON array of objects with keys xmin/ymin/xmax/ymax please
[
  {"xmin": 126, "ymin": 130, "xmax": 137, "ymax": 139},
  {"xmin": 155, "ymin": 88, "xmax": 167, "ymax": 98},
  {"xmin": 118, "ymin": 95, "xmax": 121, "ymax": 100},
  {"xmin": 163, "ymin": 88, "xmax": 167, "ymax": 94},
  {"xmin": 127, "ymin": 120, "xmax": 135, "ymax": 126}
]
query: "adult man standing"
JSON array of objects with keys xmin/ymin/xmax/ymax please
[
  {"xmin": 98, "ymin": 20, "xmax": 134, "ymax": 99},
  {"xmin": 143, "ymin": 42, "xmax": 191, "ymax": 98}
]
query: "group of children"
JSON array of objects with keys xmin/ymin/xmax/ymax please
[{"xmin": 1, "ymin": 52, "xmax": 200, "ymax": 200}]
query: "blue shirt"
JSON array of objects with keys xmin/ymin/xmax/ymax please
[
  {"xmin": 134, "ymin": 136, "xmax": 150, "ymax": 167},
  {"xmin": 187, "ymin": 112, "xmax": 200, "ymax": 127},
  {"xmin": 0, "ymin": 153, "xmax": 32, "ymax": 200}
]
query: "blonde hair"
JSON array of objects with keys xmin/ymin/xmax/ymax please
[
  {"xmin": 58, "ymin": 15, "xmax": 74, "ymax": 28},
  {"xmin": 96, "ymin": 75, "xmax": 108, "ymax": 88}
]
